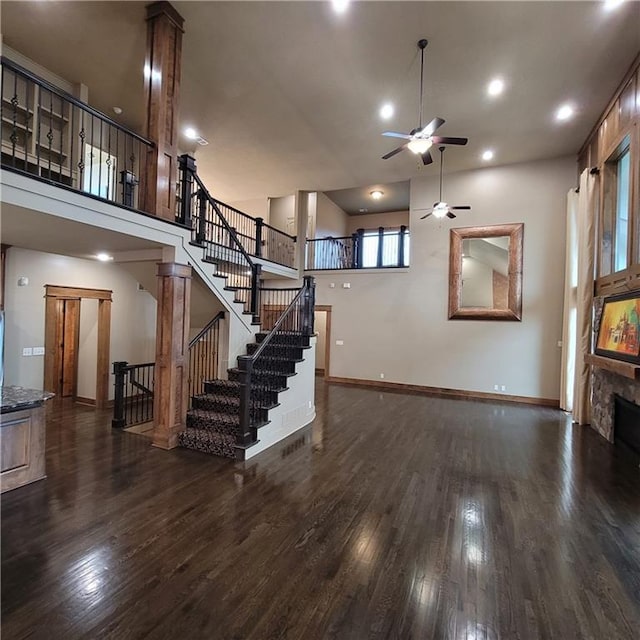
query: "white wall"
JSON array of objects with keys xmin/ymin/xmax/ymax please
[
  {"xmin": 346, "ymin": 210, "xmax": 409, "ymax": 234},
  {"xmin": 229, "ymin": 198, "xmax": 269, "ymax": 221},
  {"xmin": 313, "ymin": 156, "xmax": 576, "ymax": 401},
  {"xmin": 268, "ymin": 195, "xmax": 296, "ymax": 234},
  {"xmin": 4, "ymin": 247, "xmax": 157, "ymax": 399},
  {"xmin": 315, "ymin": 192, "xmax": 348, "ymax": 238}
]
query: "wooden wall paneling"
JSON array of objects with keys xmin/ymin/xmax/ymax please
[
  {"xmin": 96, "ymin": 299, "xmax": 111, "ymax": 409},
  {"xmin": 152, "ymin": 262, "xmax": 191, "ymax": 450},
  {"xmin": 43, "ymin": 296, "xmax": 59, "ymax": 393}
]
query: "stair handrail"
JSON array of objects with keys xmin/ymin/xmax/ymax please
[
  {"xmin": 235, "ymin": 276, "xmax": 315, "ymax": 447},
  {"xmin": 179, "ymin": 155, "xmax": 262, "ymax": 322},
  {"xmin": 188, "ymin": 310, "xmax": 225, "ymax": 349}
]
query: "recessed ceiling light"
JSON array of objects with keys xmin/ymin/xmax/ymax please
[
  {"xmin": 370, "ymin": 190, "xmax": 384, "ymax": 200},
  {"xmin": 96, "ymin": 253, "xmax": 113, "ymax": 262},
  {"xmin": 112, "ymin": 106, "xmax": 122, "ymax": 115},
  {"xmin": 379, "ymin": 103, "xmax": 394, "ymax": 120},
  {"xmin": 487, "ymin": 78, "xmax": 504, "ymax": 97},
  {"xmin": 604, "ymin": 0, "xmax": 625, "ymax": 11},
  {"xmin": 359, "ymin": 208, "xmax": 368, "ymax": 213},
  {"xmin": 482, "ymin": 149, "xmax": 494, "ymax": 161},
  {"xmin": 184, "ymin": 127, "xmax": 198, "ymax": 139},
  {"xmin": 556, "ymin": 104, "xmax": 575, "ymax": 121},
  {"xmin": 332, "ymin": 0, "xmax": 349, "ymax": 13}
]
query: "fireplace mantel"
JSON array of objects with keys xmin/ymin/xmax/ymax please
[{"xmin": 585, "ymin": 354, "xmax": 640, "ymax": 380}]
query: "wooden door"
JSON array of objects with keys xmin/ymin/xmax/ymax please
[{"xmin": 58, "ymin": 299, "xmax": 80, "ymax": 397}]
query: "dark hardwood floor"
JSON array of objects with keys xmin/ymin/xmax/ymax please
[{"xmin": 2, "ymin": 380, "xmax": 639, "ymax": 639}]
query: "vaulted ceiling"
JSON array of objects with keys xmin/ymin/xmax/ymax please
[{"xmin": 2, "ymin": 1, "xmax": 639, "ymax": 210}]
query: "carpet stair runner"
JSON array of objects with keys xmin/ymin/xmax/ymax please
[{"xmin": 178, "ymin": 331, "xmax": 311, "ymax": 459}]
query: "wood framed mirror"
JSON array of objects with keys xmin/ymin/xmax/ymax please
[{"xmin": 448, "ymin": 223, "xmax": 523, "ymax": 321}]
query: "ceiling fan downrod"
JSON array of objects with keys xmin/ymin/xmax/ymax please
[{"xmin": 418, "ymin": 39, "xmax": 428, "ymax": 131}]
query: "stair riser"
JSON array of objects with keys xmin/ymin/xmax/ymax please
[
  {"xmin": 190, "ymin": 399, "xmax": 268, "ymax": 424},
  {"xmin": 251, "ymin": 360, "xmax": 297, "ymax": 375},
  {"xmin": 201, "ymin": 382, "xmax": 279, "ymax": 406},
  {"xmin": 187, "ymin": 413, "xmax": 239, "ymax": 437},
  {"xmin": 246, "ymin": 344, "xmax": 305, "ymax": 360},
  {"xmin": 255, "ymin": 333, "xmax": 310, "ymax": 348},
  {"xmin": 228, "ymin": 369, "xmax": 288, "ymax": 389},
  {"xmin": 178, "ymin": 429, "xmax": 237, "ymax": 459}
]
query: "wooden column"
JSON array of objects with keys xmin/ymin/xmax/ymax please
[
  {"xmin": 140, "ymin": 1, "xmax": 184, "ymax": 220},
  {"xmin": 152, "ymin": 262, "xmax": 191, "ymax": 450}
]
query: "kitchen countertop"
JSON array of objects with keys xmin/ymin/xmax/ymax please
[{"xmin": 1, "ymin": 386, "xmax": 55, "ymax": 415}]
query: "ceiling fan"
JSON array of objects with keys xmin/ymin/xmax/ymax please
[
  {"xmin": 382, "ymin": 39, "xmax": 468, "ymax": 166},
  {"xmin": 419, "ymin": 147, "xmax": 471, "ymax": 219}
]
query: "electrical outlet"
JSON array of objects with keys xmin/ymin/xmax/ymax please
[
  {"xmin": 342, "ymin": 282, "xmax": 351, "ymax": 288},
  {"xmin": 22, "ymin": 347, "xmax": 33, "ymax": 357},
  {"xmin": 380, "ymin": 373, "xmax": 385, "ymax": 379},
  {"xmin": 501, "ymin": 385, "xmax": 506, "ymax": 391},
  {"xmin": 557, "ymin": 340, "xmax": 563, "ymax": 348},
  {"xmin": 336, "ymin": 339, "xmax": 344, "ymax": 346},
  {"xmin": 329, "ymin": 283, "xmax": 335, "ymax": 288},
  {"xmin": 33, "ymin": 347, "xmax": 45, "ymax": 356},
  {"xmin": 493, "ymin": 384, "xmax": 499, "ymax": 391}
]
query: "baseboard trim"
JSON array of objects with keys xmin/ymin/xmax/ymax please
[
  {"xmin": 315, "ymin": 368, "xmax": 325, "ymax": 376},
  {"xmin": 325, "ymin": 376, "xmax": 560, "ymax": 408},
  {"xmin": 75, "ymin": 396, "xmax": 96, "ymax": 406}
]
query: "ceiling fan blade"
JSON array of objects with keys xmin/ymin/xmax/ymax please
[
  {"xmin": 421, "ymin": 150, "xmax": 433, "ymax": 165},
  {"xmin": 382, "ymin": 144, "xmax": 407, "ymax": 160},
  {"xmin": 430, "ymin": 136, "xmax": 468, "ymax": 146},
  {"xmin": 451, "ymin": 205, "xmax": 471, "ymax": 210},
  {"xmin": 420, "ymin": 211, "xmax": 434, "ymax": 220},
  {"xmin": 446, "ymin": 212, "xmax": 457, "ymax": 219},
  {"xmin": 382, "ymin": 131, "xmax": 412, "ymax": 139},
  {"xmin": 421, "ymin": 117, "xmax": 445, "ymax": 137}
]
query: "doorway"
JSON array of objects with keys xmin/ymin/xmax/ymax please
[
  {"xmin": 314, "ymin": 305, "xmax": 331, "ymax": 378},
  {"xmin": 44, "ymin": 285, "xmax": 112, "ymax": 408}
]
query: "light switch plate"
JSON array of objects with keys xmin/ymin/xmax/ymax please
[
  {"xmin": 33, "ymin": 347, "xmax": 45, "ymax": 356},
  {"xmin": 22, "ymin": 347, "xmax": 33, "ymax": 356},
  {"xmin": 336, "ymin": 340, "xmax": 344, "ymax": 346}
]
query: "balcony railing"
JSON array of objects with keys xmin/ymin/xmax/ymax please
[
  {"xmin": 306, "ymin": 226, "xmax": 409, "ymax": 270},
  {"xmin": 1, "ymin": 56, "xmax": 154, "ymax": 211}
]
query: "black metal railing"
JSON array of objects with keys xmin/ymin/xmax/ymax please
[
  {"xmin": 188, "ymin": 311, "xmax": 224, "ymax": 403},
  {"xmin": 111, "ymin": 361, "xmax": 155, "ymax": 428},
  {"xmin": 176, "ymin": 154, "xmax": 297, "ymax": 269},
  {"xmin": 179, "ymin": 154, "xmax": 262, "ymax": 322},
  {"xmin": 236, "ymin": 276, "xmax": 315, "ymax": 448},
  {"xmin": 1, "ymin": 57, "xmax": 154, "ymax": 210},
  {"xmin": 305, "ymin": 226, "xmax": 409, "ymax": 270},
  {"xmin": 258, "ymin": 287, "xmax": 302, "ymax": 332}
]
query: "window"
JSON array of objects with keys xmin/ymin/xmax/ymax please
[
  {"xmin": 360, "ymin": 228, "xmax": 409, "ymax": 268},
  {"xmin": 601, "ymin": 136, "xmax": 631, "ymax": 276},
  {"xmin": 82, "ymin": 144, "xmax": 117, "ymax": 200},
  {"xmin": 614, "ymin": 147, "xmax": 630, "ymax": 273}
]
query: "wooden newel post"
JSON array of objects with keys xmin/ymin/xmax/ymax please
[
  {"xmin": 152, "ymin": 262, "xmax": 192, "ymax": 450},
  {"xmin": 139, "ymin": 1, "xmax": 185, "ymax": 220}
]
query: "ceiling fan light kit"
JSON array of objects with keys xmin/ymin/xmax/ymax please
[
  {"xmin": 381, "ymin": 38, "xmax": 469, "ymax": 166},
  {"xmin": 419, "ymin": 147, "xmax": 472, "ymax": 220}
]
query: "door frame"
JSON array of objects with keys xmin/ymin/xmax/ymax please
[
  {"xmin": 44, "ymin": 285, "xmax": 112, "ymax": 408},
  {"xmin": 315, "ymin": 304, "xmax": 332, "ymax": 379}
]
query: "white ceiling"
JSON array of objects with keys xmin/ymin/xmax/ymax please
[{"xmin": 1, "ymin": 1, "xmax": 639, "ymax": 212}]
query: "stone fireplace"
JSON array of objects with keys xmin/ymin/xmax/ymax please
[
  {"xmin": 591, "ymin": 368, "xmax": 640, "ymax": 443},
  {"xmin": 589, "ymin": 294, "xmax": 640, "ymax": 445}
]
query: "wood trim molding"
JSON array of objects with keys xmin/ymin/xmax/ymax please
[
  {"xmin": 43, "ymin": 285, "xmax": 112, "ymax": 407},
  {"xmin": 578, "ymin": 51, "xmax": 640, "ymax": 161},
  {"xmin": 45, "ymin": 285, "xmax": 112, "ymax": 301},
  {"xmin": 585, "ymin": 354, "xmax": 640, "ymax": 380},
  {"xmin": 448, "ymin": 223, "xmax": 523, "ymax": 321},
  {"xmin": 315, "ymin": 304, "xmax": 332, "ymax": 378},
  {"xmin": 325, "ymin": 376, "xmax": 560, "ymax": 408}
]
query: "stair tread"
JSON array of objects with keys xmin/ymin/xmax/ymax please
[
  {"xmin": 193, "ymin": 394, "xmax": 279, "ymax": 411},
  {"xmin": 228, "ymin": 367, "xmax": 296, "ymax": 378},
  {"xmin": 188, "ymin": 408, "xmax": 239, "ymax": 423}
]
